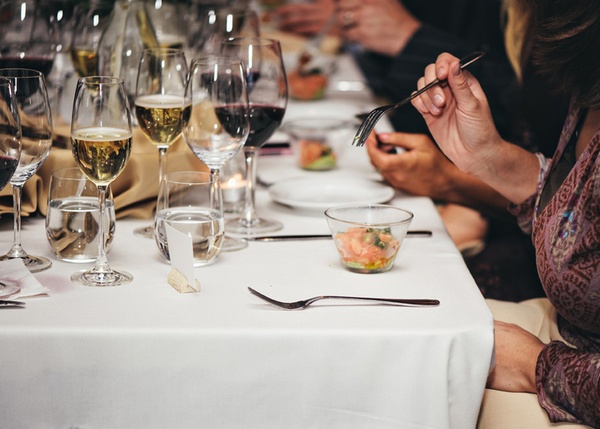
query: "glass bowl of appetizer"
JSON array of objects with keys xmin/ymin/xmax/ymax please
[{"xmin": 325, "ymin": 204, "xmax": 413, "ymax": 274}]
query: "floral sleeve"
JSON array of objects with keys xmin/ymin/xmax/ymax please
[{"xmin": 536, "ymin": 341, "xmax": 600, "ymax": 427}]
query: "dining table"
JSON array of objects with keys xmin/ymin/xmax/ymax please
[{"xmin": 0, "ymin": 52, "xmax": 494, "ymax": 429}]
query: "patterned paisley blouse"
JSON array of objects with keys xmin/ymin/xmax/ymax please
[{"xmin": 510, "ymin": 105, "xmax": 600, "ymax": 427}]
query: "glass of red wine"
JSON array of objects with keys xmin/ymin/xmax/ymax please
[
  {"xmin": 221, "ymin": 37, "xmax": 288, "ymax": 235},
  {"xmin": 0, "ymin": 0, "xmax": 57, "ymax": 78},
  {"xmin": 0, "ymin": 69, "xmax": 53, "ymax": 273},
  {"xmin": 0, "ymin": 77, "xmax": 23, "ymax": 297}
]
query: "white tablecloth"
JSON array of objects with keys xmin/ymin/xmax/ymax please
[{"xmin": 0, "ymin": 53, "xmax": 494, "ymax": 429}]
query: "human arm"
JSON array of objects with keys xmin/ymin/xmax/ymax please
[{"xmin": 410, "ymin": 53, "xmax": 540, "ymax": 204}]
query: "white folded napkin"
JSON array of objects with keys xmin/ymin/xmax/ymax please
[{"xmin": 0, "ymin": 259, "xmax": 50, "ymax": 299}]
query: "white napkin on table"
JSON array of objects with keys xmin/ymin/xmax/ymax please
[{"xmin": 0, "ymin": 259, "xmax": 50, "ymax": 299}]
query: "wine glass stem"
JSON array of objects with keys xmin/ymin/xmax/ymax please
[
  {"xmin": 7, "ymin": 184, "xmax": 27, "ymax": 258},
  {"xmin": 158, "ymin": 146, "xmax": 168, "ymax": 185},
  {"xmin": 209, "ymin": 168, "xmax": 223, "ymax": 213},
  {"xmin": 92, "ymin": 185, "xmax": 111, "ymax": 273},
  {"xmin": 242, "ymin": 148, "xmax": 258, "ymax": 226}
]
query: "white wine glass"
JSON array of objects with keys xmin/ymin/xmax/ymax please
[
  {"xmin": 70, "ymin": 76, "xmax": 133, "ymax": 287},
  {"xmin": 221, "ymin": 37, "xmax": 288, "ymax": 236},
  {"xmin": 0, "ymin": 68, "xmax": 53, "ymax": 272},
  {"xmin": 183, "ymin": 56, "xmax": 250, "ymax": 251},
  {"xmin": 134, "ymin": 47, "xmax": 189, "ymax": 238},
  {"xmin": 70, "ymin": 0, "xmax": 114, "ymax": 77},
  {"xmin": 0, "ymin": 77, "xmax": 23, "ymax": 297}
]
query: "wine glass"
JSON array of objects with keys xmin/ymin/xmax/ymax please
[
  {"xmin": 70, "ymin": 76, "xmax": 133, "ymax": 287},
  {"xmin": 70, "ymin": 0, "xmax": 114, "ymax": 78},
  {"xmin": 0, "ymin": 0, "xmax": 57, "ymax": 77},
  {"xmin": 133, "ymin": 47, "xmax": 189, "ymax": 238},
  {"xmin": 183, "ymin": 56, "xmax": 250, "ymax": 251},
  {"xmin": 193, "ymin": 8, "xmax": 260, "ymax": 56},
  {"xmin": 0, "ymin": 69, "xmax": 53, "ymax": 273},
  {"xmin": 221, "ymin": 37, "xmax": 288, "ymax": 235},
  {"xmin": 0, "ymin": 77, "xmax": 23, "ymax": 297}
]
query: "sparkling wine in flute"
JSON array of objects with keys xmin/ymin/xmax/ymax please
[
  {"xmin": 135, "ymin": 94, "xmax": 190, "ymax": 146},
  {"xmin": 71, "ymin": 127, "xmax": 132, "ymax": 185}
]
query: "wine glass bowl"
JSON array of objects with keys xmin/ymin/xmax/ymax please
[
  {"xmin": 220, "ymin": 37, "xmax": 287, "ymax": 235},
  {"xmin": 70, "ymin": 76, "xmax": 133, "ymax": 287},
  {"xmin": 0, "ymin": 0, "xmax": 58, "ymax": 77},
  {"xmin": 0, "ymin": 68, "xmax": 53, "ymax": 273},
  {"xmin": 70, "ymin": 0, "xmax": 114, "ymax": 77},
  {"xmin": 133, "ymin": 47, "xmax": 189, "ymax": 238}
]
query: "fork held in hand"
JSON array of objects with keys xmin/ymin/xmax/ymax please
[
  {"xmin": 351, "ymin": 51, "xmax": 485, "ymax": 148},
  {"xmin": 248, "ymin": 287, "xmax": 440, "ymax": 310}
]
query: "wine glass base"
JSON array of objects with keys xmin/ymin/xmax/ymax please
[
  {"xmin": 71, "ymin": 269, "xmax": 133, "ymax": 287},
  {"xmin": 0, "ymin": 281, "xmax": 21, "ymax": 298},
  {"xmin": 225, "ymin": 217, "xmax": 283, "ymax": 236},
  {"xmin": 0, "ymin": 255, "xmax": 52, "ymax": 273},
  {"xmin": 133, "ymin": 224, "xmax": 154, "ymax": 239},
  {"xmin": 220, "ymin": 236, "xmax": 249, "ymax": 252}
]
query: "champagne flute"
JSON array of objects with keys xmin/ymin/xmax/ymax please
[
  {"xmin": 183, "ymin": 56, "xmax": 250, "ymax": 251},
  {"xmin": 0, "ymin": 69, "xmax": 53, "ymax": 272},
  {"xmin": 0, "ymin": 77, "xmax": 23, "ymax": 297},
  {"xmin": 221, "ymin": 37, "xmax": 287, "ymax": 235},
  {"xmin": 133, "ymin": 47, "xmax": 189, "ymax": 238},
  {"xmin": 70, "ymin": 76, "xmax": 133, "ymax": 287}
]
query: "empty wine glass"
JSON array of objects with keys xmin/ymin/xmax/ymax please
[
  {"xmin": 183, "ymin": 56, "xmax": 250, "ymax": 251},
  {"xmin": 193, "ymin": 8, "xmax": 260, "ymax": 56},
  {"xmin": 221, "ymin": 37, "xmax": 288, "ymax": 235},
  {"xmin": 133, "ymin": 47, "xmax": 189, "ymax": 238},
  {"xmin": 70, "ymin": 76, "xmax": 133, "ymax": 287},
  {"xmin": 0, "ymin": 77, "xmax": 23, "ymax": 297},
  {"xmin": 0, "ymin": 69, "xmax": 53, "ymax": 273}
]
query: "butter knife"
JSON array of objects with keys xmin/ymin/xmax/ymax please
[{"xmin": 248, "ymin": 230, "xmax": 432, "ymax": 242}]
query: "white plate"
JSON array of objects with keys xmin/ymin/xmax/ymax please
[{"xmin": 269, "ymin": 176, "xmax": 395, "ymax": 211}]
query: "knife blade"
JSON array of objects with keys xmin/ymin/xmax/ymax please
[
  {"xmin": 0, "ymin": 300, "xmax": 26, "ymax": 307},
  {"xmin": 248, "ymin": 230, "xmax": 432, "ymax": 242}
]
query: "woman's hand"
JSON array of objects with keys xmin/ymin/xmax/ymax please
[
  {"xmin": 410, "ymin": 53, "xmax": 502, "ymax": 178},
  {"xmin": 487, "ymin": 321, "xmax": 545, "ymax": 393},
  {"xmin": 365, "ymin": 131, "xmax": 458, "ymax": 199}
]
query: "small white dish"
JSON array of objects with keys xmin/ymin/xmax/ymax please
[{"xmin": 269, "ymin": 176, "xmax": 395, "ymax": 211}]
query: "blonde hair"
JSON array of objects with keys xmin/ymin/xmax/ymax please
[{"xmin": 502, "ymin": 0, "xmax": 532, "ymax": 81}]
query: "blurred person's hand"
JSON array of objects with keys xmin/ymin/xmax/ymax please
[
  {"xmin": 273, "ymin": 0, "xmax": 336, "ymax": 37},
  {"xmin": 336, "ymin": 0, "xmax": 421, "ymax": 56}
]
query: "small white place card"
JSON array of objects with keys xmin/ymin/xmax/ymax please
[{"xmin": 165, "ymin": 223, "xmax": 201, "ymax": 293}]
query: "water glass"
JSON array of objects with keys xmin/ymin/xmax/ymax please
[
  {"xmin": 46, "ymin": 167, "xmax": 116, "ymax": 263},
  {"xmin": 154, "ymin": 171, "xmax": 224, "ymax": 266}
]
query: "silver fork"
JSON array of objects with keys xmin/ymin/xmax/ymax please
[
  {"xmin": 248, "ymin": 287, "xmax": 440, "ymax": 310},
  {"xmin": 352, "ymin": 51, "xmax": 485, "ymax": 147}
]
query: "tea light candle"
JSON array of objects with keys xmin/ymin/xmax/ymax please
[{"xmin": 221, "ymin": 173, "xmax": 246, "ymax": 204}]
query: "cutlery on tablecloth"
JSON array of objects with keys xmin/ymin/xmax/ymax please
[
  {"xmin": 248, "ymin": 287, "xmax": 439, "ymax": 310},
  {"xmin": 247, "ymin": 230, "xmax": 432, "ymax": 242},
  {"xmin": 0, "ymin": 300, "xmax": 26, "ymax": 307},
  {"xmin": 352, "ymin": 51, "xmax": 485, "ymax": 147}
]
